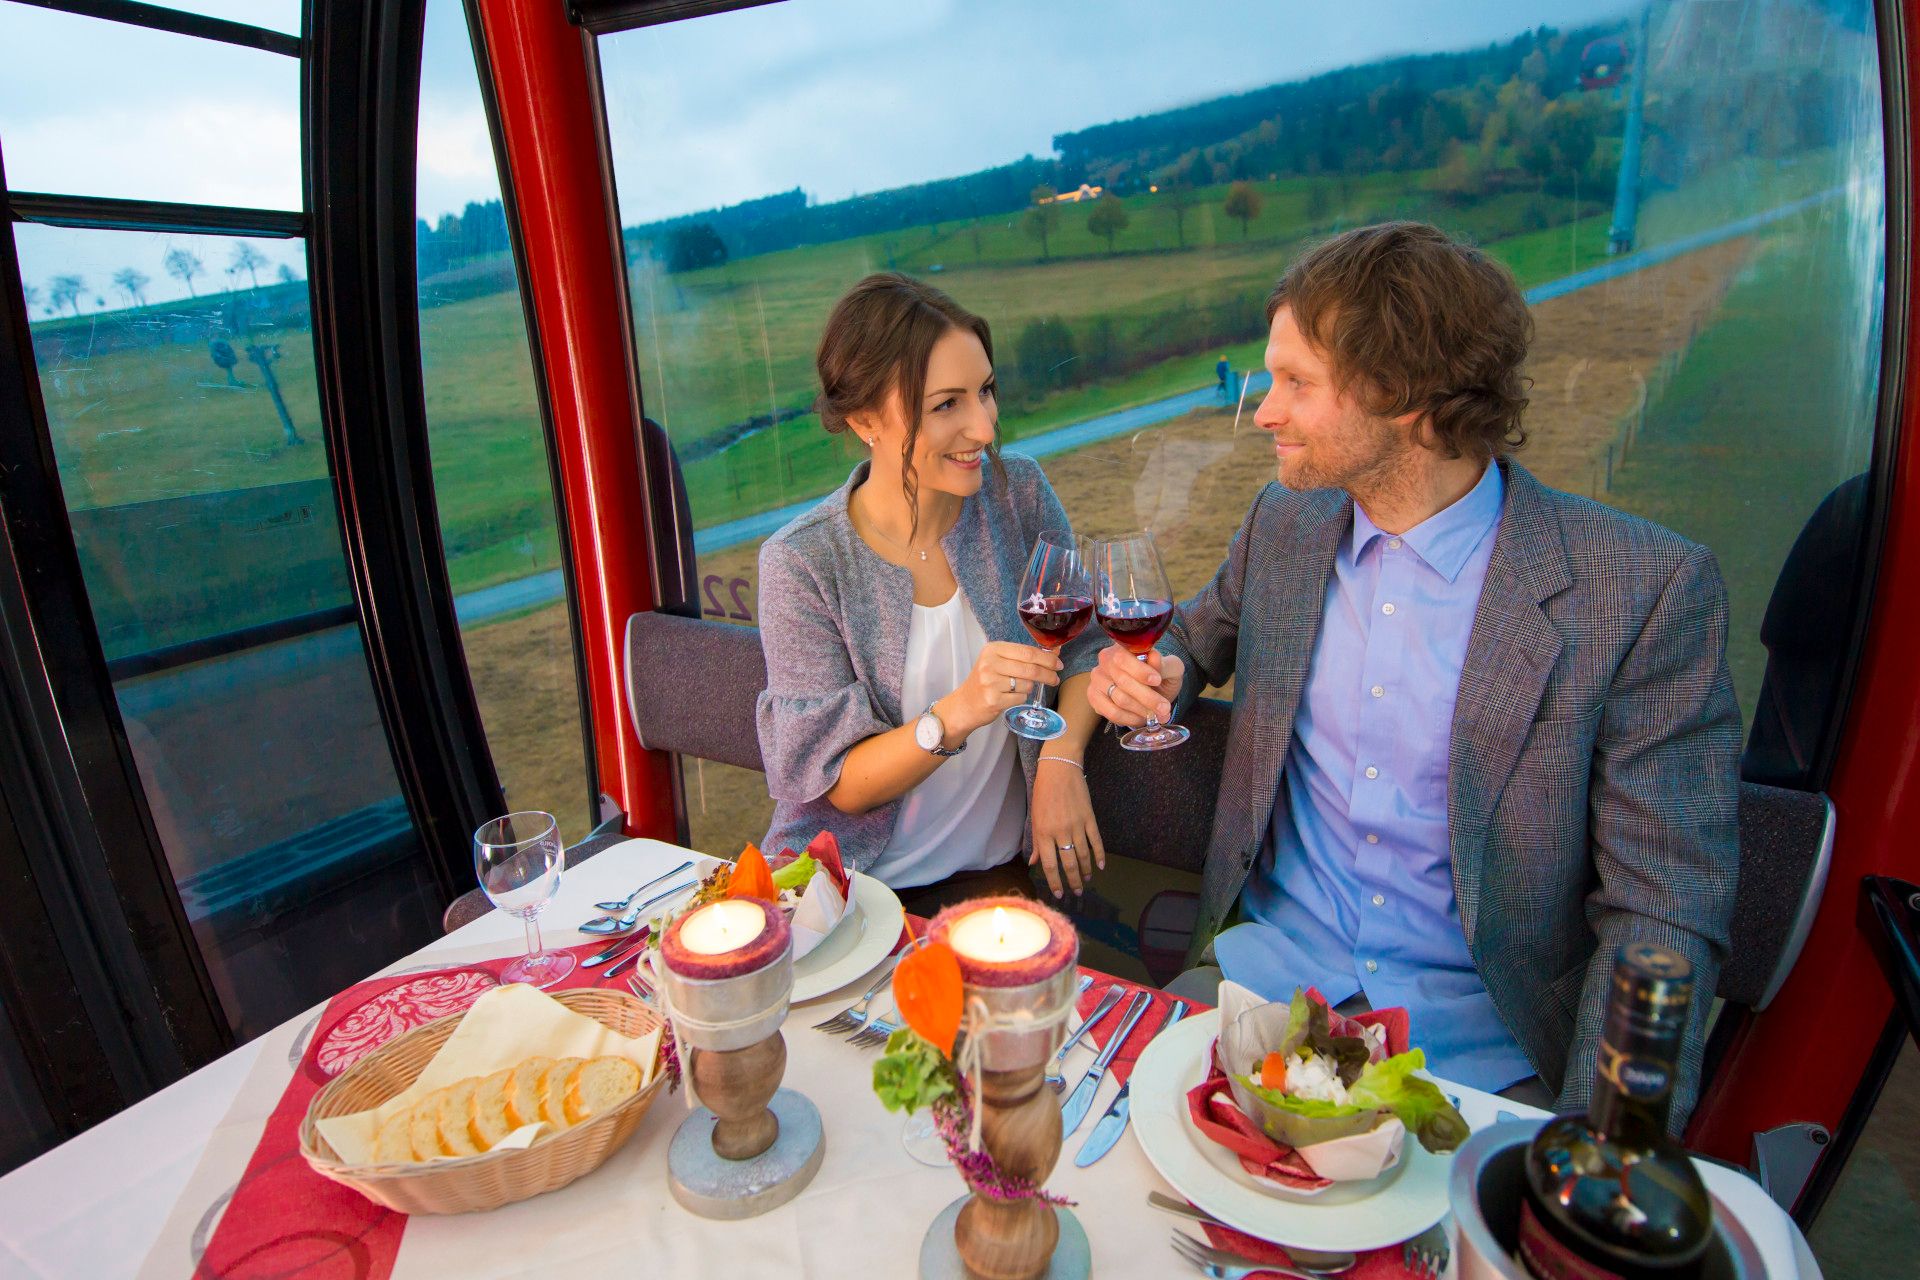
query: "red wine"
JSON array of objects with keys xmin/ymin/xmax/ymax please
[
  {"xmin": 1097, "ymin": 598, "xmax": 1173, "ymax": 652},
  {"xmin": 1019, "ymin": 594, "xmax": 1094, "ymax": 648}
]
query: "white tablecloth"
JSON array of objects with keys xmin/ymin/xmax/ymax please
[{"xmin": 0, "ymin": 838, "xmax": 1821, "ymax": 1278}]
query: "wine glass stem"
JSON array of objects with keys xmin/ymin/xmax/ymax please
[
  {"xmin": 1136, "ymin": 652, "xmax": 1162, "ymax": 730},
  {"xmin": 1028, "ymin": 648, "xmax": 1057, "ymax": 709},
  {"xmin": 522, "ymin": 908, "xmax": 543, "ymax": 961}
]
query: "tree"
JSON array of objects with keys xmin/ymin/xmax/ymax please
[
  {"xmin": 112, "ymin": 267, "xmax": 150, "ymax": 308},
  {"xmin": 164, "ymin": 249, "xmax": 204, "ymax": 298},
  {"xmin": 1023, "ymin": 185, "xmax": 1060, "ymax": 261},
  {"xmin": 1013, "ymin": 316, "xmax": 1078, "ymax": 392},
  {"xmin": 48, "ymin": 275, "xmax": 84, "ymax": 317},
  {"xmin": 22, "ymin": 284, "xmax": 39, "ymax": 312},
  {"xmin": 277, "ymin": 263, "xmax": 299, "ymax": 285},
  {"xmin": 1223, "ymin": 181, "xmax": 1264, "ymax": 239},
  {"xmin": 665, "ymin": 222, "xmax": 727, "ymax": 273},
  {"xmin": 1085, "ymin": 195, "xmax": 1130, "ymax": 254},
  {"xmin": 1161, "ymin": 182, "xmax": 1197, "ymax": 249},
  {"xmin": 230, "ymin": 241, "xmax": 268, "ymax": 290}
]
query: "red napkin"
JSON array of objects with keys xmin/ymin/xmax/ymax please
[
  {"xmin": 1072, "ymin": 970, "xmax": 1206, "ymax": 1090},
  {"xmin": 806, "ymin": 829, "xmax": 852, "ymax": 898},
  {"xmin": 1198, "ymin": 1217, "xmax": 1425, "ymax": 1280}
]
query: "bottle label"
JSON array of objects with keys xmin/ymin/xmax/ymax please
[
  {"xmin": 1599, "ymin": 1041, "xmax": 1672, "ymax": 1100},
  {"xmin": 1518, "ymin": 1200, "xmax": 1627, "ymax": 1280}
]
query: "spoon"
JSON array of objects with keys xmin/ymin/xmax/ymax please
[
  {"xmin": 1146, "ymin": 1192, "xmax": 1358, "ymax": 1274},
  {"xmin": 578, "ymin": 878, "xmax": 697, "ymax": 934},
  {"xmin": 594, "ymin": 859, "xmax": 696, "ymax": 912}
]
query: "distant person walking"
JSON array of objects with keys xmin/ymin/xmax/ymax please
[{"xmin": 1215, "ymin": 354, "xmax": 1231, "ymax": 401}]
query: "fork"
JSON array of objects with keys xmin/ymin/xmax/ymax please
[
  {"xmin": 812, "ymin": 954, "xmax": 900, "ymax": 1035},
  {"xmin": 624, "ymin": 972, "xmax": 655, "ymax": 1004},
  {"xmin": 1401, "ymin": 1215, "xmax": 1452, "ymax": 1279},
  {"xmin": 848, "ymin": 1014, "xmax": 899, "ymax": 1049},
  {"xmin": 1169, "ymin": 1231, "xmax": 1314, "ymax": 1280}
]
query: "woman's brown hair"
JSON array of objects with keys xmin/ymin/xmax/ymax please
[
  {"xmin": 1266, "ymin": 221, "xmax": 1532, "ymax": 460},
  {"xmin": 815, "ymin": 272, "xmax": 1000, "ymax": 538}
]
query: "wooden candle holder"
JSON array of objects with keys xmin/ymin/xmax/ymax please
[
  {"xmin": 954, "ymin": 1061, "xmax": 1061, "ymax": 1280},
  {"xmin": 686, "ymin": 1030, "xmax": 784, "ymax": 1160}
]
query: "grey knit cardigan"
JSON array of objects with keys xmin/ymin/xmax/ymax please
[{"xmin": 754, "ymin": 452, "xmax": 1101, "ymax": 874}]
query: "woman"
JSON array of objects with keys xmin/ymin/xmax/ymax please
[{"xmin": 755, "ymin": 273, "xmax": 1104, "ymax": 913}]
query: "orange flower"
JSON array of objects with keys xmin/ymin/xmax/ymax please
[
  {"xmin": 893, "ymin": 939, "xmax": 964, "ymax": 1056},
  {"xmin": 726, "ymin": 843, "xmax": 778, "ymax": 902}
]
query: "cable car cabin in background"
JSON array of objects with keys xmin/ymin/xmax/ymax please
[{"xmin": 0, "ymin": 0, "xmax": 1915, "ymax": 1271}]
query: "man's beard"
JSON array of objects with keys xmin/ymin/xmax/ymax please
[{"xmin": 1277, "ymin": 410, "xmax": 1417, "ymax": 505}]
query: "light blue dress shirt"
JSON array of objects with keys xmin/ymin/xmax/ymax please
[{"xmin": 1213, "ymin": 462, "xmax": 1534, "ymax": 1092}]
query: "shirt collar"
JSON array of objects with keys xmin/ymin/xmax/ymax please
[{"xmin": 1349, "ymin": 460, "xmax": 1505, "ymax": 583}]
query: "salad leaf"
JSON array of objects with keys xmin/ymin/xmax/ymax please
[
  {"xmin": 1347, "ymin": 1050, "xmax": 1471, "ymax": 1154},
  {"xmin": 771, "ymin": 852, "xmax": 819, "ymax": 892},
  {"xmin": 873, "ymin": 1028, "xmax": 958, "ymax": 1114},
  {"xmin": 1278, "ymin": 990, "xmax": 1371, "ymax": 1085}
]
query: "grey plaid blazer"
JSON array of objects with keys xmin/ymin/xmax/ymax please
[{"xmin": 1164, "ymin": 460, "xmax": 1740, "ymax": 1125}]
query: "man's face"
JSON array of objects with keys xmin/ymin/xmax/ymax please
[{"xmin": 1254, "ymin": 305, "xmax": 1412, "ymax": 494}]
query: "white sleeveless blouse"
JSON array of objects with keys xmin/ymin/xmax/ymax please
[{"xmin": 868, "ymin": 590, "xmax": 1027, "ymax": 889}]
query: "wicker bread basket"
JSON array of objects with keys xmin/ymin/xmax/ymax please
[{"xmin": 298, "ymin": 987, "xmax": 668, "ymax": 1214}]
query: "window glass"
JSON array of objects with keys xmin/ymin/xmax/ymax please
[
  {"xmin": 14, "ymin": 223, "xmax": 444, "ymax": 1042},
  {"xmin": 599, "ymin": 0, "xmax": 1884, "ymax": 872},
  {"xmin": 415, "ymin": 0, "xmax": 594, "ymax": 842},
  {"xmin": 0, "ymin": 3, "xmax": 301, "ymax": 208},
  {"xmin": 142, "ymin": 2, "xmax": 302, "ymax": 35},
  {"xmin": 1808, "ymin": 1039, "xmax": 1920, "ymax": 1276}
]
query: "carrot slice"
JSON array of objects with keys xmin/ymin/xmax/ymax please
[
  {"xmin": 1260, "ymin": 1051, "xmax": 1289, "ymax": 1092},
  {"xmin": 726, "ymin": 844, "xmax": 778, "ymax": 902}
]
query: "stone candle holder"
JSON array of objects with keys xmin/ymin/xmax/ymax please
[
  {"xmin": 660, "ymin": 898, "xmax": 824, "ymax": 1219},
  {"xmin": 920, "ymin": 897, "xmax": 1086, "ymax": 1280}
]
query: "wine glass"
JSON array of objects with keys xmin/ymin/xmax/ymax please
[
  {"xmin": 1007, "ymin": 529, "xmax": 1094, "ymax": 741},
  {"xmin": 1093, "ymin": 532, "xmax": 1190, "ymax": 751},
  {"xmin": 474, "ymin": 811, "xmax": 577, "ymax": 988}
]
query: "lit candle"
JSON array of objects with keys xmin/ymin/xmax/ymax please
[
  {"xmin": 662, "ymin": 895, "xmax": 788, "ymax": 982},
  {"xmin": 948, "ymin": 905, "xmax": 1050, "ymax": 964},
  {"xmin": 679, "ymin": 899, "xmax": 768, "ymax": 955}
]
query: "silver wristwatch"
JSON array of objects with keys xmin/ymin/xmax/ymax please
[{"xmin": 914, "ymin": 703, "xmax": 965, "ymax": 757}]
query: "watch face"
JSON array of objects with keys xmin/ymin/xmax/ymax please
[{"xmin": 915, "ymin": 712, "xmax": 942, "ymax": 751}]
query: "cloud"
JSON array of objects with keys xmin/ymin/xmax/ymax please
[{"xmin": 5, "ymin": 100, "xmax": 301, "ymax": 210}]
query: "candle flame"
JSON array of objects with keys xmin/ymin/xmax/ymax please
[{"xmin": 992, "ymin": 905, "xmax": 1009, "ymax": 945}]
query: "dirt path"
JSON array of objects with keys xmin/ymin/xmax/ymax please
[{"xmin": 462, "ymin": 238, "xmax": 1756, "ymax": 860}]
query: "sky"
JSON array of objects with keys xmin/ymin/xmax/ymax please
[{"xmin": 0, "ymin": 0, "xmax": 1632, "ymax": 310}]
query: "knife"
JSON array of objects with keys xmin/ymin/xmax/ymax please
[
  {"xmin": 1073, "ymin": 999, "xmax": 1187, "ymax": 1166},
  {"xmin": 581, "ymin": 879, "xmax": 696, "ymax": 966},
  {"xmin": 1060, "ymin": 989, "xmax": 1153, "ymax": 1137}
]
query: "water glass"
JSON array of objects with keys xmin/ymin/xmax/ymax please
[{"xmin": 474, "ymin": 811, "xmax": 576, "ymax": 988}]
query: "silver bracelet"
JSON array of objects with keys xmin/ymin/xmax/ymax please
[{"xmin": 1038, "ymin": 755, "xmax": 1085, "ymax": 772}]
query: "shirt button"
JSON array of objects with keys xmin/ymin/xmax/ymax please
[
  {"xmin": 1381, "ymin": 602, "xmax": 1396, "ymax": 616},
  {"xmin": 1365, "ymin": 959, "xmax": 1379, "ymax": 973},
  {"xmin": 1388, "ymin": 538, "xmax": 1402, "ymax": 549},
  {"xmin": 1364, "ymin": 765, "xmax": 1379, "ymax": 779},
  {"xmin": 1372, "ymin": 893, "xmax": 1385, "ymax": 906},
  {"xmin": 1370, "ymin": 684, "xmax": 1384, "ymax": 698},
  {"xmin": 1366, "ymin": 833, "xmax": 1379, "ymax": 844}
]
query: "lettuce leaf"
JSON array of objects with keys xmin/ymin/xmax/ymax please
[
  {"xmin": 771, "ymin": 852, "xmax": 819, "ymax": 892},
  {"xmin": 1347, "ymin": 1050, "xmax": 1471, "ymax": 1153},
  {"xmin": 873, "ymin": 1028, "xmax": 958, "ymax": 1114},
  {"xmin": 1277, "ymin": 989, "xmax": 1371, "ymax": 1085}
]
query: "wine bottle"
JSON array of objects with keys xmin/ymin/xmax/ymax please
[{"xmin": 1517, "ymin": 942, "xmax": 1713, "ymax": 1280}]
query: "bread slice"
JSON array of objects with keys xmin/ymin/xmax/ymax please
[
  {"xmin": 467, "ymin": 1068, "xmax": 516, "ymax": 1151},
  {"xmin": 408, "ymin": 1088, "xmax": 448, "ymax": 1160},
  {"xmin": 505, "ymin": 1055, "xmax": 555, "ymax": 1131},
  {"xmin": 436, "ymin": 1077, "xmax": 484, "ymax": 1157},
  {"xmin": 540, "ymin": 1057, "xmax": 585, "ymax": 1129},
  {"xmin": 564, "ymin": 1056, "xmax": 642, "ymax": 1124},
  {"xmin": 373, "ymin": 1104, "xmax": 416, "ymax": 1163}
]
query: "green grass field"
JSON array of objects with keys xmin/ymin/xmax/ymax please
[{"xmin": 24, "ymin": 145, "xmax": 1854, "ymax": 630}]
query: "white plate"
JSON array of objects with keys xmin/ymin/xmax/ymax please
[
  {"xmin": 789, "ymin": 873, "xmax": 903, "ymax": 1003},
  {"xmin": 1129, "ymin": 1009, "xmax": 1451, "ymax": 1253}
]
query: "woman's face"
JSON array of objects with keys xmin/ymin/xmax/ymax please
[{"xmin": 861, "ymin": 326, "xmax": 997, "ymax": 502}]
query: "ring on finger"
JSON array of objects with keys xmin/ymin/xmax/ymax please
[
  {"xmin": 1058, "ymin": 842, "xmax": 1075, "ymax": 853},
  {"xmin": 1008, "ymin": 676, "xmax": 1017, "ymax": 693},
  {"xmin": 1105, "ymin": 681, "xmax": 1118, "ymax": 702}
]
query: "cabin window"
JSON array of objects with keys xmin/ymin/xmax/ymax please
[
  {"xmin": 596, "ymin": 0, "xmax": 1886, "ymax": 861},
  {"xmin": 414, "ymin": 0, "xmax": 594, "ymax": 841}
]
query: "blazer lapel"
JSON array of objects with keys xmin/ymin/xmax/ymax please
[
  {"xmin": 1245, "ymin": 493, "xmax": 1348, "ymax": 840},
  {"xmin": 1448, "ymin": 463, "xmax": 1571, "ymax": 942}
]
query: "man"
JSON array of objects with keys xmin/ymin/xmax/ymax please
[{"xmin": 1085, "ymin": 222, "xmax": 1739, "ymax": 1125}]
